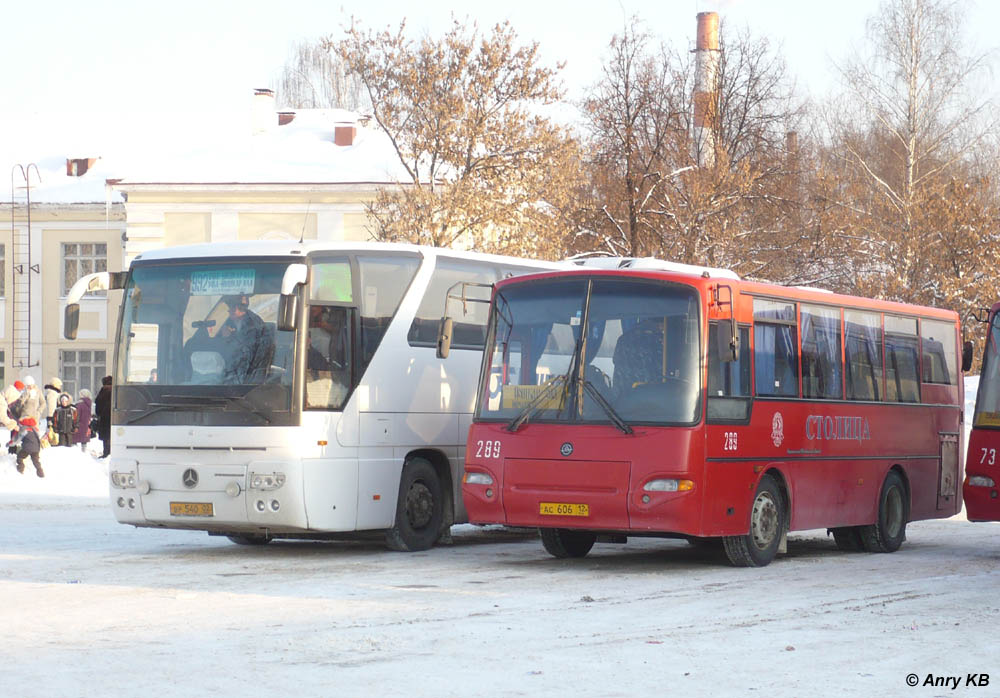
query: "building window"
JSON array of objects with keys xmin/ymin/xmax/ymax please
[
  {"xmin": 59, "ymin": 349, "xmax": 106, "ymax": 397},
  {"xmin": 0, "ymin": 350, "xmax": 5, "ymax": 386},
  {"xmin": 63, "ymin": 243, "xmax": 108, "ymax": 297},
  {"xmin": 0, "ymin": 244, "xmax": 5, "ymax": 297}
]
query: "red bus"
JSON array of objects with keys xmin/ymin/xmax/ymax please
[
  {"xmin": 455, "ymin": 260, "xmax": 968, "ymax": 566},
  {"xmin": 965, "ymin": 302, "xmax": 1000, "ymax": 520}
]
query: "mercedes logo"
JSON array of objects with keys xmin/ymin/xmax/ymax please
[
  {"xmin": 182, "ymin": 468, "xmax": 199, "ymax": 489},
  {"xmin": 560, "ymin": 442, "xmax": 573, "ymax": 457}
]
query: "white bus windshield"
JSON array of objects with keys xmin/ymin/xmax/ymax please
[{"xmin": 116, "ymin": 261, "xmax": 296, "ymax": 425}]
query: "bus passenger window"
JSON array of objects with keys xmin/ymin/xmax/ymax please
[
  {"xmin": 799, "ymin": 304, "xmax": 842, "ymax": 400},
  {"xmin": 708, "ymin": 323, "xmax": 751, "ymax": 421},
  {"xmin": 305, "ymin": 305, "xmax": 354, "ymax": 410},
  {"xmin": 920, "ymin": 319, "xmax": 957, "ymax": 386},
  {"xmin": 845, "ymin": 310, "xmax": 883, "ymax": 401},
  {"xmin": 753, "ymin": 299, "xmax": 798, "ymax": 397},
  {"xmin": 885, "ymin": 316, "xmax": 920, "ymax": 402}
]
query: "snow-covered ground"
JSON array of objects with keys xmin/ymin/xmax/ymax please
[{"xmin": 1, "ymin": 379, "xmax": 997, "ymax": 697}]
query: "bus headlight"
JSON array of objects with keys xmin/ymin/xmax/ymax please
[
  {"xmin": 968, "ymin": 476, "xmax": 996, "ymax": 488},
  {"xmin": 111, "ymin": 471, "xmax": 136, "ymax": 489},
  {"xmin": 643, "ymin": 479, "xmax": 694, "ymax": 492},
  {"xmin": 463, "ymin": 471, "xmax": 494, "ymax": 486},
  {"xmin": 249, "ymin": 472, "xmax": 286, "ymax": 490}
]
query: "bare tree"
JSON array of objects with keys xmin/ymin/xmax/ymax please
[
  {"xmin": 576, "ymin": 19, "xmax": 807, "ymax": 282},
  {"xmin": 327, "ymin": 18, "xmax": 582, "ymax": 256},
  {"xmin": 272, "ymin": 39, "xmax": 369, "ymax": 111},
  {"xmin": 818, "ymin": 0, "xmax": 999, "ymax": 323}
]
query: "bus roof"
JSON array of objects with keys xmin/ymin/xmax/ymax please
[
  {"xmin": 131, "ymin": 240, "xmax": 567, "ymax": 270},
  {"xmin": 495, "ymin": 267, "xmax": 959, "ymax": 321}
]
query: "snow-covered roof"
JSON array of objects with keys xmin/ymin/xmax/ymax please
[{"xmin": 2, "ymin": 106, "xmax": 410, "ymax": 205}]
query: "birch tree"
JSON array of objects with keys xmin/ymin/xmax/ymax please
[{"xmin": 828, "ymin": 0, "xmax": 996, "ymax": 303}]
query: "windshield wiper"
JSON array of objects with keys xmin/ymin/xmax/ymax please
[
  {"xmin": 124, "ymin": 402, "xmax": 212, "ymax": 425},
  {"xmin": 223, "ymin": 395, "xmax": 272, "ymax": 424},
  {"xmin": 506, "ymin": 375, "xmax": 568, "ymax": 433},
  {"xmin": 578, "ymin": 378, "xmax": 633, "ymax": 434}
]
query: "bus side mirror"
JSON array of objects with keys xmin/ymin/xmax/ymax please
[
  {"xmin": 717, "ymin": 319, "xmax": 738, "ymax": 362},
  {"xmin": 437, "ymin": 317, "xmax": 453, "ymax": 359},
  {"xmin": 277, "ymin": 263, "xmax": 308, "ymax": 332},
  {"xmin": 277, "ymin": 294, "xmax": 297, "ymax": 332},
  {"xmin": 64, "ymin": 304, "xmax": 80, "ymax": 340},
  {"xmin": 962, "ymin": 340, "xmax": 974, "ymax": 373}
]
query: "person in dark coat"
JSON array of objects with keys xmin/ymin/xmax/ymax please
[
  {"xmin": 219, "ymin": 294, "xmax": 273, "ymax": 384},
  {"xmin": 53, "ymin": 393, "xmax": 78, "ymax": 447},
  {"xmin": 95, "ymin": 376, "xmax": 112, "ymax": 458},
  {"xmin": 14, "ymin": 417, "xmax": 43, "ymax": 478},
  {"xmin": 74, "ymin": 389, "xmax": 93, "ymax": 449}
]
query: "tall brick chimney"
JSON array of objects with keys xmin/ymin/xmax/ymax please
[{"xmin": 692, "ymin": 12, "xmax": 720, "ymax": 168}]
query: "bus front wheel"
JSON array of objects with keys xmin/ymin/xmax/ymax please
[
  {"xmin": 723, "ymin": 474, "xmax": 784, "ymax": 567},
  {"xmin": 386, "ymin": 458, "xmax": 444, "ymax": 552},
  {"xmin": 540, "ymin": 528, "xmax": 596, "ymax": 558},
  {"xmin": 860, "ymin": 470, "xmax": 907, "ymax": 553}
]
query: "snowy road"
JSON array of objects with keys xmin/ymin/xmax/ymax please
[{"xmin": 2, "ymin": 494, "xmax": 998, "ymax": 697}]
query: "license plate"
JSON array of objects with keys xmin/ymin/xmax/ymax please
[
  {"xmin": 539, "ymin": 502, "xmax": 589, "ymax": 517},
  {"xmin": 169, "ymin": 502, "xmax": 214, "ymax": 517}
]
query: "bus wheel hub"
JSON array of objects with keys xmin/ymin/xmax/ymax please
[{"xmin": 406, "ymin": 482, "xmax": 434, "ymax": 529}]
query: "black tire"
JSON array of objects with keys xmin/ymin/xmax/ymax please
[
  {"xmin": 227, "ymin": 534, "xmax": 271, "ymax": 545},
  {"xmin": 860, "ymin": 470, "xmax": 908, "ymax": 553},
  {"xmin": 829, "ymin": 526, "xmax": 866, "ymax": 552},
  {"xmin": 385, "ymin": 458, "xmax": 444, "ymax": 552},
  {"xmin": 540, "ymin": 528, "xmax": 596, "ymax": 558},
  {"xmin": 723, "ymin": 474, "xmax": 784, "ymax": 567}
]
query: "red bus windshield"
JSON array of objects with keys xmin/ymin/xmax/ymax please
[
  {"xmin": 973, "ymin": 312, "xmax": 1000, "ymax": 428},
  {"xmin": 477, "ymin": 276, "xmax": 701, "ymax": 427}
]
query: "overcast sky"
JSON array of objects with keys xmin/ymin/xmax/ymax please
[{"xmin": 1, "ymin": 0, "xmax": 996, "ymax": 160}]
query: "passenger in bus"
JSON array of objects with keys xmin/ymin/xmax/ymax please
[
  {"xmin": 612, "ymin": 318, "xmax": 666, "ymax": 397},
  {"xmin": 218, "ymin": 294, "xmax": 274, "ymax": 384},
  {"xmin": 305, "ymin": 306, "xmax": 351, "ymax": 409}
]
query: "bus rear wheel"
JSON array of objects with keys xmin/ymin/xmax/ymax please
[
  {"xmin": 860, "ymin": 470, "xmax": 908, "ymax": 553},
  {"xmin": 830, "ymin": 526, "xmax": 865, "ymax": 552},
  {"xmin": 385, "ymin": 458, "xmax": 444, "ymax": 552},
  {"xmin": 540, "ymin": 528, "xmax": 596, "ymax": 558},
  {"xmin": 723, "ymin": 474, "xmax": 784, "ymax": 567}
]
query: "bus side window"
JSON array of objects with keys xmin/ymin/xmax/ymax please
[
  {"xmin": 708, "ymin": 323, "xmax": 751, "ymax": 421},
  {"xmin": 753, "ymin": 299, "xmax": 798, "ymax": 398},
  {"xmin": 885, "ymin": 316, "xmax": 920, "ymax": 402},
  {"xmin": 920, "ymin": 319, "xmax": 957, "ymax": 386},
  {"xmin": 845, "ymin": 310, "xmax": 883, "ymax": 401},
  {"xmin": 305, "ymin": 305, "xmax": 354, "ymax": 410}
]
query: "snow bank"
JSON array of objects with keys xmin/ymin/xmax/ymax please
[{"xmin": 0, "ymin": 440, "xmax": 108, "ymax": 499}]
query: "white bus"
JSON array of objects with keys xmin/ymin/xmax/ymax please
[{"xmin": 64, "ymin": 241, "xmax": 560, "ymax": 550}]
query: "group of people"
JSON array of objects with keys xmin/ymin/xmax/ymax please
[{"xmin": 2, "ymin": 375, "xmax": 113, "ymax": 478}]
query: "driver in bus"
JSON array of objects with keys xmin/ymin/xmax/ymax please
[{"xmin": 219, "ymin": 294, "xmax": 274, "ymax": 384}]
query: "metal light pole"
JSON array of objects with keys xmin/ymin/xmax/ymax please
[{"xmin": 11, "ymin": 163, "xmax": 41, "ymax": 369}]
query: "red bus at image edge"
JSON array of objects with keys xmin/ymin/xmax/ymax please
[{"xmin": 965, "ymin": 301, "xmax": 1000, "ymax": 521}]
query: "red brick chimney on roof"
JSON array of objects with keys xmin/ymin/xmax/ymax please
[
  {"xmin": 66, "ymin": 158, "xmax": 97, "ymax": 177},
  {"xmin": 334, "ymin": 121, "xmax": 357, "ymax": 147}
]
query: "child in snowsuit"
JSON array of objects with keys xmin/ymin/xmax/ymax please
[
  {"xmin": 14, "ymin": 417, "xmax": 43, "ymax": 478},
  {"xmin": 53, "ymin": 393, "xmax": 78, "ymax": 447}
]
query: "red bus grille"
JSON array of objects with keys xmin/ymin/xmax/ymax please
[{"xmin": 503, "ymin": 458, "xmax": 630, "ymax": 528}]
